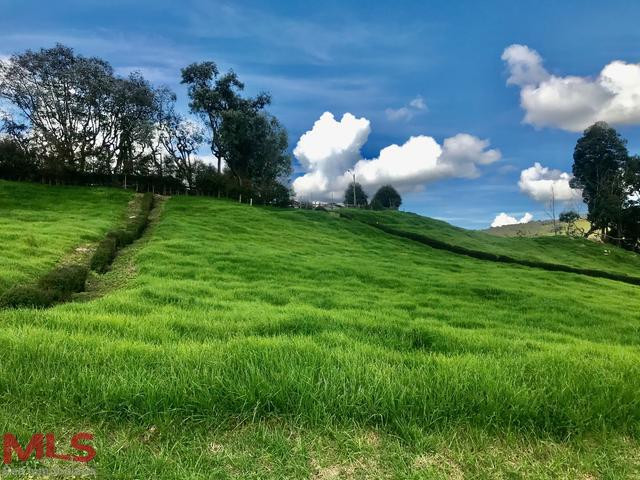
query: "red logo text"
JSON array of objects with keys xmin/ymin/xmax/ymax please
[{"xmin": 2, "ymin": 433, "xmax": 96, "ymax": 465}]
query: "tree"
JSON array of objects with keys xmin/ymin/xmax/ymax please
[
  {"xmin": 344, "ymin": 182, "xmax": 368, "ymax": 207},
  {"xmin": 0, "ymin": 44, "xmax": 115, "ymax": 178},
  {"xmin": 180, "ymin": 62, "xmax": 270, "ymax": 174},
  {"xmin": 559, "ymin": 210, "xmax": 580, "ymax": 224},
  {"xmin": 0, "ymin": 137, "xmax": 36, "ymax": 181},
  {"xmin": 157, "ymin": 114, "xmax": 205, "ymax": 190},
  {"xmin": 220, "ymin": 109, "xmax": 292, "ymax": 198},
  {"xmin": 559, "ymin": 210, "xmax": 582, "ymax": 236},
  {"xmin": 371, "ymin": 185, "xmax": 402, "ymax": 210},
  {"xmin": 571, "ymin": 122, "xmax": 629, "ymax": 241},
  {"xmin": 0, "ymin": 44, "xmax": 158, "ymax": 183}
]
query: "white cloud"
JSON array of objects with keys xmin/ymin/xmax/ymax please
[
  {"xmin": 409, "ymin": 96, "xmax": 427, "ymax": 110},
  {"xmin": 293, "ymin": 111, "xmax": 501, "ymax": 201},
  {"xmin": 491, "ymin": 212, "xmax": 533, "ymax": 228},
  {"xmin": 501, "ymin": 45, "xmax": 549, "ymax": 87},
  {"xmin": 385, "ymin": 95, "xmax": 427, "ymax": 121},
  {"xmin": 502, "ymin": 44, "xmax": 640, "ymax": 131},
  {"xmin": 518, "ymin": 162, "xmax": 581, "ymax": 203},
  {"xmin": 293, "ymin": 112, "xmax": 370, "ymax": 176}
]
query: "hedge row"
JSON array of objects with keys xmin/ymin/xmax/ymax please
[
  {"xmin": 0, "ymin": 193, "xmax": 154, "ymax": 309},
  {"xmin": 0, "ymin": 264, "xmax": 89, "ymax": 308},
  {"xmin": 89, "ymin": 192, "xmax": 154, "ymax": 273},
  {"xmin": 340, "ymin": 212, "xmax": 640, "ymax": 287}
]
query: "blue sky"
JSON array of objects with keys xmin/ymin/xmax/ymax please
[{"xmin": 1, "ymin": 0, "xmax": 640, "ymax": 228}]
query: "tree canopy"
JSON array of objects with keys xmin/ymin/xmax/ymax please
[
  {"xmin": 0, "ymin": 45, "xmax": 293, "ymax": 205},
  {"xmin": 371, "ymin": 185, "xmax": 402, "ymax": 210},
  {"xmin": 571, "ymin": 122, "xmax": 640, "ymax": 249},
  {"xmin": 180, "ymin": 62, "xmax": 270, "ymax": 174},
  {"xmin": 344, "ymin": 182, "xmax": 368, "ymax": 207}
]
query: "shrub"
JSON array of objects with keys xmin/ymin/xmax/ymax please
[
  {"xmin": 0, "ymin": 285, "xmax": 56, "ymax": 308},
  {"xmin": 107, "ymin": 229, "xmax": 135, "ymax": 248},
  {"xmin": 90, "ymin": 236, "xmax": 117, "ymax": 273},
  {"xmin": 91, "ymin": 193, "xmax": 154, "ymax": 273},
  {"xmin": 38, "ymin": 264, "xmax": 88, "ymax": 295}
]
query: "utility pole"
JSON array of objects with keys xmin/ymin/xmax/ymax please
[{"xmin": 347, "ymin": 169, "xmax": 356, "ymax": 207}]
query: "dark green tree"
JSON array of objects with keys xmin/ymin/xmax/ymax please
[
  {"xmin": 344, "ymin": 182, "xmax": 368, "ymax": 207},
  {"xmin": 0, "ymin": 138, "xmax": 36, "ymax": 181},
  {"xmin": 0, "ymin": 44, "xmax": 158, "ymax": 182},
  {"xmin": 571, "ymin": 122, "xmax": 629, "ymax": 240},
  {"xmin": 558, "ymin": 210, "xmax": 580, "ymax": 224},
  {"xmin": 219, "ymin": 109, "xmax": 291, "ymax": 192},
  {"xmin": 371, "ymin": 185, "xmax": 402, "ymax": 210},
  {"xmin": 180, "ymin": 62, "xmax": 270, "ymax": 174},
  {"xmin": 559, "ymin": 210, "xmax": 582, "ymax": 236}
]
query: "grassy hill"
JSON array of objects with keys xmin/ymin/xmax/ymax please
[
  {"xmin": 0, "ymin": 180, "xmax": 133, "ymax": 295},
  {"xmin": 484, "ymin": 218, "xmax": 592, "ymax": 237},
  {"xmin": 1, "ymin": 185, "xmax": 639, "ymax": 478},
  {"xmin": 343, "ymin": 208, "xmax": 640, "ymax": 280}
]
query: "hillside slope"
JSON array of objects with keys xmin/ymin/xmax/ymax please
[
  {"xmin": 0, "ymin": 180, "xmax": 133, "ymax": 294},
  {"xmin": 484, "ymin": 218, "xmax": 592, "ymax": 237},
  {"xmin": 1, "ymin": 191, "xmax": 639, "ymax": 477},
  {"xmin": 343, "ymin": 208, "xmax": 640, "ymax": 279}
]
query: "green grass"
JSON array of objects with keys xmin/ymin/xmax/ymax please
[
  {"xmin": 485, "ymin": 218, "xmax": 592, "ymax": 237},
  {"xmin": 344, "ymin": 208, "xmax": 640, "ymax": 278},
  {"xmin": 1, "ymin": 191, "xmax": 639, "ymax": 478},
  {"xmin": 0, "ymin": 180, "xmax": 133, "ymax": 295}
]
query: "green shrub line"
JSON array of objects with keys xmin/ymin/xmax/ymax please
[
  {"xmin": 89, "ymin": 192, "xmax": 154, "ymax": 273},
  {"xmin": 340, "ymin": 212, "xmax": 640, "ymax": 287},
  {"xmin": 0, "ymin": 193, "xmax": 154, "ymax": 309},
  {"xmin": 0, "ymin": 265, "xmax": 89, "ymax": 308}
]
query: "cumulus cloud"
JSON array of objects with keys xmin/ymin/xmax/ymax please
[
  {"xmin": 502, "ymin": 44, "xmax": 640, "ymax": 131},
  {"xmin": 292, "ymin": 112, "xmax": 370, "ymax": 197},
  {"xmin": 518, "ymin": 162, "xmax": 581, "ymax": 203},
  {"xmin": 293, "ymin": 112, "xmax": 501, "ymax": 201},
  {"xmin": 385, "ymin": 95, "xmax": 427, "ymax": 121},
  {"xmin": 491, "ymin": 212, "xmax": 533, "ymax": 228}
]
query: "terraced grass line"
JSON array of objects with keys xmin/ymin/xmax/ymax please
[
  {"xmin": 89, "ymin": 192, "xmax": 155, "ymax": 273},
  {"xmin": 2, "ymin": 194, "xmax": 640, "ymax": 477},
  {"xmin": 0, "ymin": 192, "xmax": 155, "ymax": 309},
  {"xmin": 342, "ymin": 212, "xmax": 640, "ymax": 287},
  {"xmin": 0, "ymin": 180, "xmax": 133, "ymax": 295},
  {"xmin": 80, "ymin": 195, "xmax": 167, "ymax": 302},
  {"xmin": 342, "ymin": 208, "xmax": 640, "ymax": 277}
]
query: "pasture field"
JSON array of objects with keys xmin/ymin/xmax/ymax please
[
  {"xmin": 344, "ymin": 208, "xmax": 640, "ymax": 279},
  {"xmin": 0, "ymin": 180, "xmax": 133, "ymax": 295},
  {"xmin": 484, "ymin": 218, "xmax": 592, "ymax": 238},
  {"xmin": 1, "ymin": 186, "xmax": 639, "ymax": 478}
]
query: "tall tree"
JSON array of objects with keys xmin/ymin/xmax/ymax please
[
  {"xmin": 344, "ymin": 182, "xmax": 368, "ymax": 207},
  {"xmin": 157, "ymin": 113, "xmax": 205, "ymax": 190},
  {"xmin": 371, "ymin": 185, "xmax": 402, "ymax": 210},
  {"xmin": 0, "ymin": 44, "xmax": 115, "ymax": 177},
  {"xmin": 0, "ymin": 44, "xmax": 158, "ymax": 181},
  {"xmin": 571, "ymin": 122, "xmax": 629, "ymax": 240},
  {"xmin": 180, "ymin": 62, "xmax": 270, "ymax": 174},
  {"xmin": 220, "ymin": 110, "xmax": 291, "ymax": 194}
]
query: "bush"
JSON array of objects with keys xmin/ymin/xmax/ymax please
[
  {"xmin": 108, "ymin": 194, "xmax": 153, "ymax": 245},
  {"xmin": 91, "ymin": 193, "xmax": 154, "ymax": 273},
  {"xmin": 38, "ymin": 264, "xmax": 88, "ymax": 295},
  {"xmin": 107, "ymin": 229, "xmax": 135, "ymax": 248},
  {"xmin": 90, "ymin": 236, "xmax": 117, "ymax": 273},
  {"xmin": 0, "ymin": 285, "xmax": 56, "ymax": 308}
]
